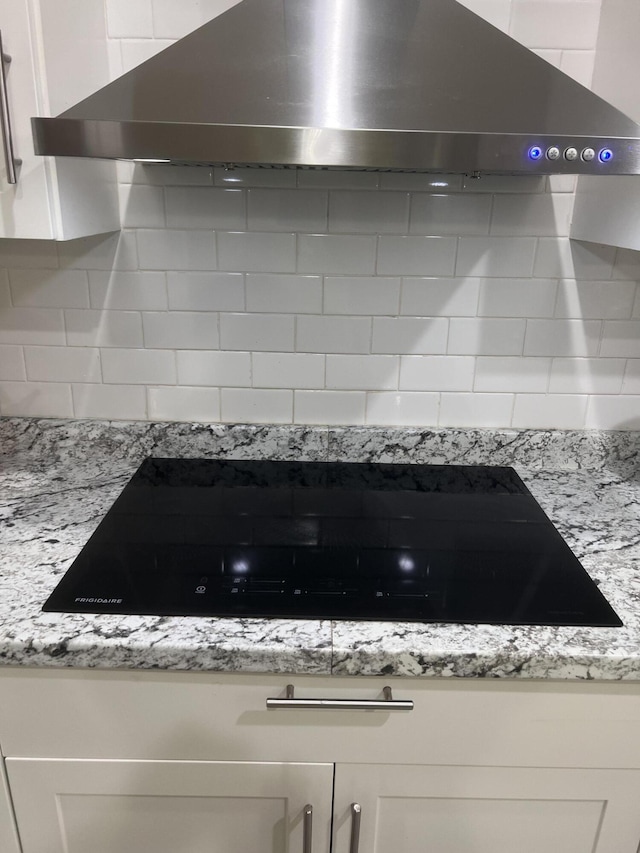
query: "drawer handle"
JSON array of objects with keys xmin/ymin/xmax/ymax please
[
  {"xmin": 0, "ymin": 31, "xmax": 20, "ymax": 184},
  {"xmin": 303, "ymin": 803, "xmax": 313, "ymax": 853},
  {"xmin": 350, "ymin": 803, "xmax": 362, "ymax": 853},
  {"xmin": 266, "ymin": 684, "xmax": 414, "ymax": 711}
]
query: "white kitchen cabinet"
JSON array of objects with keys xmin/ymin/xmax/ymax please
[
  {"xmin": 1, "ymin": 670, "xmax": 640, "ymax": 853},
  {"xmin": 333, "ymin": 764, "xmax": 640, "ymax": 853},
  {"xmin": 0, "ymin": 759, "xmax": 21, "ymax": 853},
  {"xmin": 6, "ymin": 759, "xmax": 333, "ymax": 853},
  {"xmin": 0, "ymin": 0, "xmax": 118, "ymax": 239},
  {"xmin": 571, "ymin": 0, "xmax": 640, "ymax": 249}
]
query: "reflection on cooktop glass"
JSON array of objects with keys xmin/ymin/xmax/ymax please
[{"xmin": 43, "ymin": 459, "xmax": 622, "ymax": 627}]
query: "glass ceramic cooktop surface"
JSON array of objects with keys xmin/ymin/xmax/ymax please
[{"xmin": 43, "ymin": 459, "xmax": 622, "ymax": 627}]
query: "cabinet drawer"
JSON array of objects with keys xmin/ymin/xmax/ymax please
[{"xmin": 1, "ymin": 669, "xmax": 640, "ymax": 769}]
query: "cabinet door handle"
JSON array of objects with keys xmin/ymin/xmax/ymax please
[
  {"xmin": 267, "ymin": 684, "xmax": 414, "ymax": 711},
  {"xmin": 349, "ymin": 803, "xmax": 362, "ymax": 853},
  {"xmin": 303, "ymin": 803, "xmax": 313, "ymax": 853},
  {"xmin": 0, "ymin": 30, "xmax": 19, "ymax": 185}
]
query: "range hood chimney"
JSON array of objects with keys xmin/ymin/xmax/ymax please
[{"xmin": 31, "ymin": 0, "xmax": 640, "ymax": 176}]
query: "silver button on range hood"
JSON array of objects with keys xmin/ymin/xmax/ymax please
[{"xmin": 32, "ymin": 0, "xmax": 640, "ymax": 175}]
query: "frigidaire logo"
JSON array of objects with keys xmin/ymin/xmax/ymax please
[{"xmin": 75, "ymin": 597, "xmax": 123, "ymax": 604}]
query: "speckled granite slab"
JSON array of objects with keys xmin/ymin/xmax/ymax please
[{"xmin": 1, "ymin": 417, "xmax": 639, "ymax": 679}]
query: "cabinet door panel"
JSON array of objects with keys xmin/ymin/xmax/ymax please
[
  {"xmin": 0, "ymin": 760, "xmax": 20, "ymax": 853},
  {"xmin": 334, "ymin": 764, "xmax": 640, "ymax": 853},
  {"xmin": 0, "ymin": 0, "xmax": 54, "ymax": 238},
  {"xmin": 7, "ymin": 758, "xmax": 333, "ymax": 853}
]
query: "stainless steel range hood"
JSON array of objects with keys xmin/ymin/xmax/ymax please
[{"xmin": 32, "ymin": 0, "xmax": 640, "ymax": 175}]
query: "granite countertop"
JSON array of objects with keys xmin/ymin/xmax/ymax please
[{"xmin": 1, "ymin": 417, "xmax": 639, "ymax": 680}]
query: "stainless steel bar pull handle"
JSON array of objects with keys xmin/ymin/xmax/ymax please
[
  {"xmin": 0, "ymin": 30, "xmax": 19, "ymax": 184},
  {"xmin": 350, "ymin": 803, "xmax": 362, "ymax": 853},
  {"xmin": 303, "ymin": 804, "xmax": 313, "ymax": 853},
  {"xmin": 266, "ymin": 684, "xmax": 414, "ymax": 711}
]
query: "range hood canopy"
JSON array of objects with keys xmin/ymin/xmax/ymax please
[{"xmin": 32, "ymin": 0, "xmax": 640, "ymax": 175}]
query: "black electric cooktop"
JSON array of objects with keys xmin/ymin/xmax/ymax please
[{"xmin": 43, "ymin": 459, "xmax": 622, "ymax": 627}]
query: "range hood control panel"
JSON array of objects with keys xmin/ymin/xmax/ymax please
[{"xmin": 529, "ymin": 144, "xmax": 611, "ymax": 163}]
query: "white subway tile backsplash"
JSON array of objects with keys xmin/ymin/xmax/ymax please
[
  {"xmin": 512, "ymin": 393, "xmax": 588, "ymax": 429},
  {"xmin": 89, "ymin": 271, "xmax": 168, "ymax": 310},
  {"xmin": 400, "ymin": 277, "xmax": 479, "ymax": 317},
  {"xmin": 612, "ymin": 248, "xmax": 640, "ymax": 282},
  {"xmin": 248, "ymin": 189, "xmax": 327, "ymax": 232},
  {"xmin": 439, "ymin": 393, "xmax": 514, "ymax": 427},
  {"xmin": 533, "ymin": 239, "xmax": 616, "ymax": 280},
  {"xmin": 168, "ymin": 272, "xmax": 244, "ymax": 311},
  {"xmin": 0, "ymin": 345, "xmax": 25, "ymax": 380},
  {"xmin": 622, "ymin": 361, "xmax": 640, "ymax": 394},
  {"xmin": 0, "ymin": 382, "xmax": 73, "ymax": 417},
  {"xmin": 448, "ymin": 318, "xmax": 526, "ymax": 355},
  {"xmin": 491, "ymin": 194, "xmax": 574, "ymax": 237},
  {"xmin": 410, "ymin": 194, "xmax": 492, "ymax": 236},
  {"xmin": 478, "ymin": 278, "xmax": 557, "ymax": 318},
  {"xmin": 298, "ymin": 234, "xmax": 377, "ymax": 275},
  {"xmin": 25, "ymin": 346, "xmax": 102, "ymax": 383},
  {"xmin": 101, "ymin": 348, "xmax": 177, "ymax": 384},
  {"xmin": 462, "ymin": 176, "xmax": 544, "ymax": 194},
  {"xmin": 0, "ymin": 309, "xmax": 65, "ymax": 346},
  {"xmin": 106, "ymin": 0, "xmax": 153, "ymax": 37},
  {"xmin": 400, "ymin": 356, "xmax": 475, "ymax": 391},
  {"xmin": 130, "ymin": 163, "xmax": 213, "ymax": 187},
  {"xmin": 0, "ymin": 240, "xmax": 58, "ymax": 269},
  {"xmin": 221, "ymin": 388, "xmax": 293, "ymax": 424},
  {"xmin": 585, "ymin": 395, "xmax": 640, "ymax": 429},
  {"xmin": 555, "ymin": 280, "xmax": 636, "ymax": 319},
  {"xmin": 560, "ymin": 49, "xmax": 595, "ymax": 87},
  {"xmin": 120, "ymin": 38, "xmax": 175, "ymax": 73},
  {"xmin": 138, "ymin": 229, "xmax": 216, "ymax": 270},
  {"xmin": 65, "ymin": 310, "xmax": 144, "ymax": 348},
  {"xmin": 9, "ymin": 269, "xmax": 89, "ymax": 309},
  {"xmin": 324, "ymin": 277, "xmax": 400, "ymax": 316},
  {"xmin": 118, "ymin": 184, "xmax": 166, "ymax": 228},
  {"xmin": 372, "ymin": 317, "xmax": 449, "ymax": 354},
  {"xmin": 294, "ymin": 390, "xmax": 366, "ymax": 425},
  {"xmin": 5, "ymin": 0, "xmax": 634, "ymax": 429},
  {"xmin": 549, "ymin": 358, "xmax": 626, "ymax": 394},
  {"xmin": 165, "ymin": 188, "xmax": 246, "ymax": 230},
  {"xmin": 365, "ymin": 391, "xmax": 440, "ymax": 426},
  {"xmin": 148, "ymin": 386, "xmax": 220, "ymax": 422},
  {"xmin": 546, "ymin": 175, "xmax": 577, "ymax": 194},
  {"xmin": 456, "ymin": 237, "xmax": 537, "ymax": 278},
  {"xmin": 58, "ymin": 232, "xmax": 139, "ymax": 271},
  {"xmin": 220, "ymin": 313, "xmax": 295, "ymax": 351},
  {"xmin": 177, "ymin": 350, "xmax": 251, "ymax": 386},
  {"xmin": 151, "ymin": 0, "xmax": 240, "ymax": 38},
  {"xmin": 329, "ymin": 191, "xmax": 409, "ymax": 234},
  {"xmin": 377, "ymin": 236, "xmax": 457, "ymax": 277},
  {"xmin": 216, "ymin": 167, "xmax": 296, "ymax": 189},
  {"xmin": 217, "ymin": 232, "xmax": 296, "ymax": 273},
  {"xmin": 297, "ymin": 171, "xmax": 379, "ymax": 190},
  {"xmin": 509, "ymin": 0, "xmax": 601, "ymax": 49},
  {"xmin": 474, "ymin": 357, "xmax": 551, "ymax": 392},
  {"xmin": 455, "ymin": 0, "xmax": 512, "ymax": 31},
  {"xmin": 143, "ymin": 311, "xmax": 219, "ymax": 350},
  {"xmin": 379, "ymin": 174, "xmax": 463, "ymax": 192},
  {"xmin": 252, "ymin": 353, "xmax": 325, "ymax": 389},
  {"xmin": 326, "ymin": 355, "xmax": 400, "ymax": 390},
  {"xmin": 296, "ymin": 316, "xmax": 371, "ymax": 354},
  {"xmin": 524, "ymin": 319, "xmax": 602, "ymax": 357},
  {"xmin": 600, "ymin": 321, "xmax": 640, "ymax": 358},
  {"xmin": 72, "ymin": 383, "xmax": 147, "ymax": 420},
  {"xmin": 246, "ymin": 274, "xmax": 322, "ymax": 314},
  {"xmin": 0, "ymin": 271, "xmax": 10, "ymax": 307}
]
